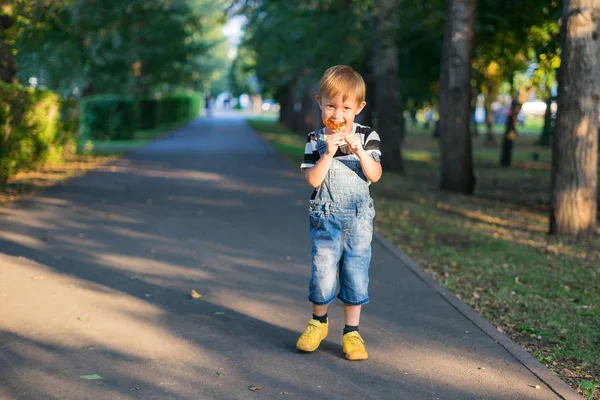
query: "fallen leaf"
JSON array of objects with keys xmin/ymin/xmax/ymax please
[
  {"xmin": 535, "ymin": 385, "xmax": 541, "ymax": 390},
  {"xmin": 496, "ymin": 326, "xmax": 504, "ymax": 333},
  {"xmin": 80, "ymin": 374, "xmax": 103, "ymax": 380},
  {"xmin": 216, "ymin": 370, "xmax": 225, "ymax": 376},
  {"xmin": 248, "ymin": 386, "xmax": 262, "ymax": 391},
  {"xmin": 478, "ymin": 367, "xmax": 485, "ymax": 370},
  {"xmin": 514, "ymin": 276, "xmax": 520, "ymax": 284},
  {"xmin": 472, "ymin": 292, "xmax": 480, "ymax": 299},
  {"xmin": 129, "ymin": 275, "xmax": 142, "ymax": 280},
  {"xmin": 562, "ymin": 368, "xmax": 577, "ymax": 378},
  {"xmin": 280, "ymin": 392, "xmax": 289, "ymax": 395},
  {"xmin": 190, "ymin": 290, "xmax": 202, "ymax": 299}
]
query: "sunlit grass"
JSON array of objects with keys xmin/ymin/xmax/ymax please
[{"xmin": 248, "ymin": 117, "xmax": 600, "ymax": 399}]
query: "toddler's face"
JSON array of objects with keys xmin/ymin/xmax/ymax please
[{"xmin": 317, "ymin": 93, "xmax": 366, "ymax": 134}]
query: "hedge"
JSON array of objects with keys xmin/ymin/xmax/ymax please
[
  {"xmin": 80, "ymin": 95, "xmax": 138, "ymax": 141},
  {"xmin": 137, "ymin": 93, "xmax": 202, "ymax": 131},
  {"xmin": 81, "ymin": 93, "xmax": 202, "ymax": 140},
  {"xmin": 0, "ymin": 82, "xmax": 76, "ymax": 182}
]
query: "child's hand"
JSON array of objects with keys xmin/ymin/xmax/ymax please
[
  {"xmin": 325, "ymin": 133, "xmax": 346, "ymax": 156},
  {"xmin": 344, "ymin": 134, "xmax": 364, "ymax": 155}
]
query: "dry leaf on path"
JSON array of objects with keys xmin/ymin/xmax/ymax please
[
  {"xmin": 280, "ymin": 392, "xmax": 289, "ymax": 395},
  {"xmin": 190, "ymin": 290, "xmax": 202, "ymax": 299},
  {"xmin": 248, "ymin": 386, "xmax": 262, "ymax": 391}
]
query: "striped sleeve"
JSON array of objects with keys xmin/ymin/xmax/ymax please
[
  {"xmin": 364, "ymin": 130, "xmax": 381, "ymax": 162},
  {"xmin": 300, "ymin": 132, "xmax": 320, "ymax": 169}
]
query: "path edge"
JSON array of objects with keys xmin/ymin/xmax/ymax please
[{"xmin": 373, "ymin": 231, "xmax": 582, "ymax": 400}]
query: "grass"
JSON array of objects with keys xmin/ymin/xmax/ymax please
[{"xmin": 247, "ymin": 117, "xmax": 600, "ymax": 400}]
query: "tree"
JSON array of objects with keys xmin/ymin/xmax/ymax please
[
  {"xmin": 438, "ymin": 0, "xmax": 476, "ymax": 194},
  {"xmin": 549, "ymin": 0, "xmax": 599, "ymax": 238},
  {"xmin": 372, "ymin": 0, "xmax": 404, "ymax": 172},
  {"xmin": 0, "ymin": 5, "xmax": 17, "ymax": 83},
  {"xmin": 13, "ymin": 0, "xmax": 228, "ymax": 96}
]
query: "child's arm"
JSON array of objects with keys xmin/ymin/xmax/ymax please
[
  {"xmin": 344, "ymin": 135, "xmax": 382, "ymax": 183},
  {"xmin": 304, "ymin": 132, "xmax": 346, "ymax": 188}
]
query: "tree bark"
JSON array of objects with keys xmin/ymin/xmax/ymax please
[
  {"xmin": 484, "ymin": 86, "xmax": 496, "ymax": 146},
  {"xmin": 550, "ymin": 0, "xmax": 599, "ymax": 238},
  {"xmin": 0, "ymin": 14, "xmax": 17, "ymax": 84},
  {"xmin": 537, "ymin": 95, "xmax": 555, "ymax": 146},
  {"xmin": 372, "ymin": 0, "xmax": 404, "ymax": 172},
  {"xmin": 500, "ymin": 98, "xmax": 520, "ymax": 167},
  {"xmin": 500, "ymin": 85, "xmax": 534, "ymax": 166},
  {"xmin": 438, "ymin": 0, "xmax": 476, "ymax": 194}
]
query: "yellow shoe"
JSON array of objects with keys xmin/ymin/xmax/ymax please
[
  {"xmin": 296, "ymin": 319, "xmax": 328, "ymax": 352},
  {"xmin": 342, "ymin": 331, "xmax": 368, "ymax": 360}
]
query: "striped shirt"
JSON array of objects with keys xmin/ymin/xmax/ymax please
[{"xmin": 300, "ymin": 123, "xmax": 382, "ymax": 170}]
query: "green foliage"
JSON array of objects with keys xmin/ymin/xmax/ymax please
[
  {"xmin": 233, "ymin": 0, "xmax": 373, "ymax": 97},
  {"xmin": 14, "ymin": 0, "xmax": 229, "ymax": 97},
  {"xmin": 80, "ymin": 95, "xmax": 138, "ymax": 141},
  {"xmin": 82, "ymin": 93, "xmax": 202, "ymax": 140},
  {"xmin": 58, "ymin": 98, "xmax": 80, "ymax": 155},
  {"xmin": 141, "ymin": 94, "xmax": 202, "ymax": 128},
  {"xmin": 0, "ymin": 82, "xmax": 68, "ymax": 181}
]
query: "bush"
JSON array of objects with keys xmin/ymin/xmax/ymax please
[
  {"xmin": 0, "ymin": 82, "xmax": 66, "ymax": 181},
  {"xmin": 138, "ymin": 93, "xmax": 202, "ymax": 130},
  {"xmin": 80, "ymin": 95, "xmax": 138, "ymax": 141},
  {"xmin": 58, "ymin": 98, "xmax": 80, "ymax": 156}
]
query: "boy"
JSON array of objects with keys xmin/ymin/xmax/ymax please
[{"xmin": 297, "ymin": 65, "xmax": 382, "ymax": 360}]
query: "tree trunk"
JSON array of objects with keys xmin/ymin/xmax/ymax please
[
  {"xmin": 500, "ymin": 99, "xmax": 521, "ymax": 167},
  {"xmin": 358, "ymin": 60, "xmax": 375, "ymax": 127},
  {"xmin": 438, "ymin": 0, "xmax": 476, "ymax": 194},
  {"xmin": 372, "ymin": 0, "xmax": 404, "ymax": 172},
  {"xmin": 537, "ymin": 95, "xmax": 554, "ymax": 147},
  {"xmin": 278, "ymin": 81, "xmax": 296, "ymax": 130},
  {"xmin": 550, "ymin": 0, "xmax": 599, "ymax": 238},
  {"xmin": 500, "ymin": 85, "xmax": 533, "ymax": 166},
  {"xmin": 300, "ymin": 82, "xmax": 318, "ymax": 133},
  {"xmin": 0, "ymin": 14, "xmax": 17, "ymax": 84},
  {"xmin": 484, "ymin": 86, "xmax": 496, "ymax": 146}
]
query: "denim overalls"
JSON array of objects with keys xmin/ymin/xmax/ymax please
[{"xmin": 308, "ymin": 128, "xmax": 376, "ymax": 306}]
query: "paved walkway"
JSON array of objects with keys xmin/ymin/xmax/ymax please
[{"xmin": 0, "ymin": 113, "xmax": 580, "ymax": 399}]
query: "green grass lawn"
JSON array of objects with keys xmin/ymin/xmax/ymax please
[{"xmin": 247, "ymin": 117, "xmax": 600, "ymax": 400}]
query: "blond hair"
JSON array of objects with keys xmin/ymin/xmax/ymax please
[{"xmin": 317, "ymin": 65, "xmax": 366, "ymax": 105}]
